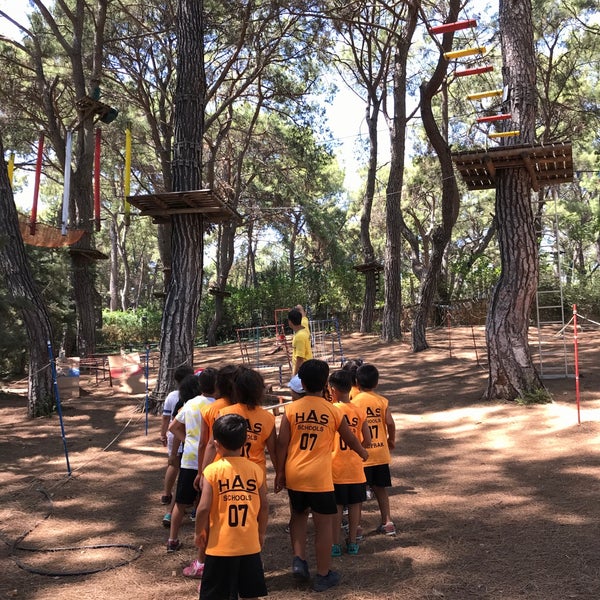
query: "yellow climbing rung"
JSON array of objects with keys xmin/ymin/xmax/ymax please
[
  {"xmin": 467, "ymin": 89, "xmax": 503, "ymax": 101},
  {"xmin": 488, "ymin": 130, "xmax": 520, "ymax": 138},
  {"xmin": 444, "ymin": 46, "xmax": 486, "ymax": 59}
]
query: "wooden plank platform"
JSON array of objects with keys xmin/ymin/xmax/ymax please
[
  {"xmin": 353, "ymin": 262, "xmax": 384, "ymax": 273},
  {"xmin": 452, "ymin": 141, "xmax": 573, "ymax": 191},
  {"xmin": 127, "ymin": 189, "xmax": 240, "ymax": 223}
]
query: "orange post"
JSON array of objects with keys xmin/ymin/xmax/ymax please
[{"xmin": 30, "ymin": 132, "xmax": 45, "ymax": 236}]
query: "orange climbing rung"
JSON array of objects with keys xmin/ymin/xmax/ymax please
[
  {"xmin": 444, "ymin": 46, "xmax": 486, "ymax": 60},
  {"xmin": 476, "ymin": 113, "xmax": 512, "ymax": 123},
  {"xmin": 488, "ymin": 130, "xmax": 520, "ymax": 138},
  {"xmin": 429, "ymin": 19, "xmax": 477, "ymax": 35},
  {"xmin": 455, "ymin": 65, "xmax": 494, "ymax": 77}
]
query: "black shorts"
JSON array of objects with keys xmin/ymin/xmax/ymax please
[
  {"xmin": 287, "ymin": 489, "xmax": 337, "ymax": 515},
  {"xmin": 200, "ymin": 553, "xmax": 267, "ymax": 600},
  {"xmin": 175, "ymin": 467, "xmax": 198, "ymax": 505},
  {"xmin": 364, "ymin": 464, "xmax": 392, "ymax": 488},
  {"xmin": 334, "ymin": 482, "xmax": 367, "ymax": 506}
]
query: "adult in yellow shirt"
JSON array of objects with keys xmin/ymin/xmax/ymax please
[
  {"xmin": 295, "ymin": 304, "xmax": 311, "ymax": 335},
  {"xmin": 288, "ymin": 308, "xmax": 312, "ymax": 375}
]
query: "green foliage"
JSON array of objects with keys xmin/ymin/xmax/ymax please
[
  {"xmin": 99, "ymin": 309, "xmax": 162, "ymax": 351},
  {"xmin": 515, "ymin": 388, "xmax": 553, "ymax": 405}
]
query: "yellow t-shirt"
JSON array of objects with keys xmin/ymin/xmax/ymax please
[
  {"xmin": 332, "ymin": 402, "xmax": 367, "ymax": 484},
  {"xmin": 203, "ymin": 456, "xmax": 264, "ymax": 556},
  {"xmin": 292, "ymin": 327, "xmax": 312, "ymax": 373},
  {"xmin": 219, "ymin": 403, "xmax": 275, "ymax": 476},
  {"xmin": 351, "ymin": 390, "xmax": 391, "ymax": 467},
  {"xmin": 283, "ymin": 395, "xmax": 342, "ymax": 492},
  {"xmin": 301, "ymin": 315, "xmax": 310, "ymax": 334}
]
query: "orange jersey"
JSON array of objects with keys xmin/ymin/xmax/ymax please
[
  {"xmin": 202, "ymin": 397, "xmax": 233, "ymax": 463},
  {"xmin": 201, "ymin": 397, "xmax": 231, "ymax": 431},
  {"xmin": 203, "ymin": 456, "xmax": 265, "ymax": 556},
  {"xmin": 284, "ymin": 395, "xmax": 342, "ymax": 492},
  {"xmin": 351, "ymin": 390, "xmax": 391, "ymax": 467},
  {"xmin": 219, "ymin": 403, "xmax": 275, "ymax": 476},
  {"xmin": 331, "ymin": 402, "xmax": 367, "ymax": 484}
]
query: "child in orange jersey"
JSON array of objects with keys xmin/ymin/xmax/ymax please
[
  {"xmin": 195, "ymin": 413, "xmax": 268, "ymax": 600},
  {"xmin": 328, "ymin": 369, "xmax": 371, "ymax": 556},
  {"xmin": 194, "ymin": 364, "xmax": 239, "ymax": 491},
  {"xmin": 218, "ymin": 366, "xmax": 277, "ymax": 483},
  {"xmin": 341, "ymin": 358, "xmax": 363, "ymax": 400},
  {"xmin": 275, "ymin": 359, "xmax": 368, "ymax": 593},
  {"xmin": 352, "ymin": 363, "xmax": 396, "ymax": 535}
]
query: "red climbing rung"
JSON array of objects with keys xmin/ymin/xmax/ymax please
[
  {"xmin": 429, "ymin": 19, "xmax": 477, "ymax": 35},
  {"xmin": 455, "ymin": 65, "xmax": 494, "ymax": 77},
  {"xmin": 476, "ymin": 113, "xmax": 512, "ymax": 123}
]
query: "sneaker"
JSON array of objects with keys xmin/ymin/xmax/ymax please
[
  {"xmin": 356, "ymin": 526, "xmax": 364, "ymax": 541},
  {"xmin": 341, "ymin": 518, "xmax": 349, "ymax": 535},
  {"xmin": 366, "ymin": 487, "xmax": 373, "ymax": 500},
  {"xmin": 346, "ymin": 542, "xmax": 359, "ymax": 555},
  {"xmin": 189, "ymin": 509, "xmax": 196, "ymax": 522},
  {"xmin": 313, "ymin": 570, "xmax": 341, "ymax": 592},
  {"xmin": 292, "ymin": 556, "xmax": 309, "ymax": 581},
  {"xmin": 183, "ymin": 559, "xmax": 204, "ymax": 578},
  {"xmin": 331, "ymin": 544, "xmax": 342, "ymax": 557},
  {"xmin": 376, "ymin": 521, "xmax": 396, "ymax": 536},
  {"xmin": 166, "ymin": 539, "xmax": 182, "ymax": 552},
  {"xmin": 162, "ymin": 513, "xmax": 171, "ymax": 528}
]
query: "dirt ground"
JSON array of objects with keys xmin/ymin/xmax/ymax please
[{"xmin": 1, "ymin": 326, "xmax": 600, "ymax": 600}]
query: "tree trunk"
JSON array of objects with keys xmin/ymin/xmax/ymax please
[
  {"xmin": 207, "ymin": 222, "xmax": 235, "ymax": 347},
  {"xmin": 361, "ymin": 270, "xmax": 378, "ymax": 333},
  {"xmin": 381, "ymin": 7, "xmax": 418, "ymax": 341},
  {"xmin": 412, "ymin": 0, "xmax": 461, "ymax": 352},
  {"xmin": 153, "ymin": 0, "xmax": 206, "ymax": 404},
  {"xmin": 359, "ymin": 96, "xmax": 380, "ymax": 334},
  {"xmin": 485, "ymin": 0, "xmax": 543, "ymax": 400},
  {"xmin": 0, "ymin": 136, "xmax": 55, "ymax": 417}
]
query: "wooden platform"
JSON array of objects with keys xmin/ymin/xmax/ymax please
[
  {"xmin": 452, "ymin": 142, "xmax": 573, "ymax": 191},
  {"xmin": 127, "ymin": 190, "xmax": 240, "ymax": 224},
  {"xmin": 353, "ymin": 262, "xmax": 384, "ymax": 273}
]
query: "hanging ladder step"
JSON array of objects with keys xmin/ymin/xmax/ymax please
[
  {"xmin": 476, "ymin": 113, "xmax": 512, "ymax": 123},
  {"xmin": 429, "ymin": 19, "xmax": 477, "ymax": 34},
  {"xmin": 488, "ymin": 130, "xmax": 520, "ymax": 138},
  {"xmin": 455, "ymin": 65, "xmax": 494, "ymax": 77},
  {"xmin": 467, "ymin": 89, "xmax": 503, "ymax": 101},
  {"xmin": 444, "ymin": 46, "xmax": 486, "ymax": 59}
]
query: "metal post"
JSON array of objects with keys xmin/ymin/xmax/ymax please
[{"xmin": 47, "ymin": 341, "xmax": 72, "ymax": 476}]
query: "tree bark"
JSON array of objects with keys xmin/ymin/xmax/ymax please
[
  {"xmin": 153, "ymin": 0, "xmax": 206, "ymax": 403},
  {"xmin": 381, "ymin": 5, "xmax": 418, "ymax": 342},
  {"xmin": 485, "ymin": 0, "xmax": 544, "ymax": 400},
  {"xmin": 411, "ymin": 0, "xmax": 461, "ymax": 352},
  {"xmin": 0, "ymin": 135, "xmax": 55, "ymax": 417},
  {"xmin": 359, "ymin": 95, "xmax": 380, "ymax": 334},
  {"xmin": 207, "ymin": 222, "xmax": 235, "ymax": 347}
]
